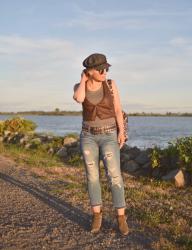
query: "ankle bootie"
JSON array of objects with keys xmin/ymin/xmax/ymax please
[
  {"xmin": 90, "ymin": 210, "xmax": 102, "ymax": 233},
  {"xmin": 117, "ymin": 214, "xmax": 129, "ymax": 236}
]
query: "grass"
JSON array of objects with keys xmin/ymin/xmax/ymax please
[
  {"xmin": 123, "ymin": 174, "xmax": 192, "ymax": 249},
  {"xmin": 67, "ymin": 153, "xmax": 84, "ymax": 166},
  {"xmin": 0, "ymin": 142, "xmax": 63, "ymax": 168},
  {"xmin": 176, "ymin": 235, "xmax": 192, "ymax": 250}
]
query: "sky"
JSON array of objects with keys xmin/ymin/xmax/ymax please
[{"xmin": 0, "ymin": 0, "xmax": 192, "ymax": 113}]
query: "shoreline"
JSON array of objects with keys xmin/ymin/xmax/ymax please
[{"xmin": 1, "ymin": 111, "xmax": 192, "ymax": 117}]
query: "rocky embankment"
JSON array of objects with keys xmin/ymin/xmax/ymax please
[{"xmin": 1, "ymin": 130, "xmax": 191, "ymax": 188}]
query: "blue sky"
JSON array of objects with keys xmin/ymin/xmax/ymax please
[{"xmin": 0, "ymin": 0, "xmax": 192, "ymax": 113}]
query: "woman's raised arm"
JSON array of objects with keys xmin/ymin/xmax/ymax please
[{"xmin": 73, "ymin": 71, "xmax": 88, "ymax": 103}]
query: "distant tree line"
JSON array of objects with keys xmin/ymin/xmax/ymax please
[{"xmin": 0, "ymin": 110, "xmax": 192, "ymax": 116}]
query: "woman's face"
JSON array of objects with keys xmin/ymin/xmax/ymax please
[{"xmin": 88, "ymin": 68, "xmax": 108, "ymax": 82}]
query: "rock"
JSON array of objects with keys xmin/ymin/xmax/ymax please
[
  {"xmin": 4, "ymin": 130, "xmax": 11, "ymax": 136},
  {"xmin": 122, "ymin": 160, "xmax": 140, "ymax": 173},
  {"xmin": 63, "ymin": 137, "xmax": 78, "ymax": 147},
  {"xmin": 175, "ymin": 170, "xmax": 185, "ymax": 188},
  {"xmin": 56, "ymin": 147, "xmax": 67, "ymax": 158},
  {"xmin": 134, "ymin": 167, "xmax": 152, "ymax": 177},
  {"xmin": 135, "ymin": 150, "xmax": 151, "ymax": 165},
  {"xmin": 47, "ymin": 147, "xmax": 55, "ymax": 155},
  {"xmin": 162, "ymin": 169, "xmax": 185, "ymax": 188},
  {"xmin": 67, "ymin": 146, "xmax": 81, "ymax": 156},
  {"xmin": 30, "ymin": 138, "xmax": 42, "ymax": 144},
  {"xmin": 142, "ymin": 161, "xmax": 152, "ymax": 169},
  {"xmin": 120, "ymin": 144, "xmax": 130, "ymax": 153},
  {"xmin": 24, "ymin": 143, "xmax": 38, "ymax": 149},
  {"xmin": 36, "ymin": 134, "xmax": 54, "ymax": 143},
  {"xmin": 184, "ymin": 171, "xmax": 192, "ymax": 186},
  {"xmin": 120, "ymin": 153, "xmax": 131, "ymax": 163},
  {"xmin": 5, "ymin": 135, "xmax": 13, "ymax": 143},
  {"xmin": 162, "ymin": 169, "xmax": 179, "ymax": 181},
  {"xmin": 9, "ymin": 133, "xmax": 24, "ymax": 144},
  {"xmin": 151, "ymin": 168, "xmax": 162, "ymax": 178},
  {"xmin": 20, "ymin": 135, "xmax": 30, "ymax": 145},
  {"xmin": 126, "ymin": 147, "xmax": 141, "ymax": 160}
]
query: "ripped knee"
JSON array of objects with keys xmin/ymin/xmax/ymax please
[
  {"xmin": 84, "ymin": 150, "xmax": 90, "ymax": 155},
  {"xmin": 103, "ymin": 151, "xmax": 113, "ymax": 161},
  {"xmin": 87, "ymin": 160, "xmax": 95, "ymax": 168},
  {"xmin": 111, "ymin": 175, "xmax": 122, "ymax": 188}
]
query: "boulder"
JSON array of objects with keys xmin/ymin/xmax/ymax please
[
  {"xmin": 135, "ymin": 150, "xmax": 151, "ymax": 165},
  {"xmin": 20, "ymin": 135, "xmax": 30, "ymax": 145},
  {"xmin": 47, "ymin": 147, "xmax": 55, "ymax": 155},
  {"xmin": 122, "ymin": 160, "xmax": 140, "ymax": 173},
  {"xmin": 56, "ymin": 147, "xmax": 67, "ymax": 158},
  {"xmin": 126, "ymin": 147, "xmax": 141, "ymax": 160},
  {"xmin": 120, "ymin": 153, "xmax": 132, "ymax": 163},
  {"xmin": 63, "ymin": 137, "xmax": 78, "ymax": 147},
  {"xmin": 120, "ymin": 144, "xmax": 131, "ymax": 153},
  {"xmin": 24, "ymin": 143, "xmax": 38, "ymax": 149},
  {"xmin": 142, "ymin": 161, "xmax": 152, "ymax": 169},
  {"xmin": 162, "ymin": 169, "xmax": 185, "ymax": 188},
  {"xmin": 9, "ymin": 133, "xmax": 25, "ymax": 144},
  {"xmin": 30, "ymin": 138, "xmax": 42, "ymax": 144},
  {"xmin": 36, "ymin": 134, "xmax": 54, "ymax": 143},
  {"xmin": 134, "ymin": 167, "xmax": 152, "ymax": 177},
  {"xmin": 67, "ymin": 146, "xmax": 81, "ymax": 156},
  {"xmin": 4, "ymin": 130, "xmax": 11, "ymax": 136},
  {"xmin": 184, "ymin": 171, "xmax": 192, "ymax": 186},
  {"xmin": 151, "ymin": 168, "xmax": 162, "ymax": 178},
  {"xmin": 4, "ymin": 135, "xmax": 14, "ymax": 143}
]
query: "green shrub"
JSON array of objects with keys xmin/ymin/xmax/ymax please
[
  {"xmin": 150, "ymin": 137, "xmax": 192, "ymax": 174},
  {"xmin": 0, "ymin": 116, "xmax": 37, "ymax": 135},
  {"xmin": 174, "ymin": 137, "xmax": 192, "ymax": 173},
  {"xmin": 67, "ymin": 153, "xmax": 83, "ymax": 166}
]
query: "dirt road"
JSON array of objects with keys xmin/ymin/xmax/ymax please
[{"xmin": 0, "ymin": 155, "xmax": 158, "ymax": 249}]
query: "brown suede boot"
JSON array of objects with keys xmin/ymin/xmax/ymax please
[
  {"xmin": 90, "ymin": 210, "xmax": 102, "ymax": 233},
  {"xmin": 117, "ymin": 214, "xmax": 129, "ymax": 236}
]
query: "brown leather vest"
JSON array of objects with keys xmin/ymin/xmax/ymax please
[{"xmin": 82, "ymin": 80, "xmax": 116, "ymax": 121}]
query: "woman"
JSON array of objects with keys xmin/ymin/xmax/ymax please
[{"xmin": 73, "ymin": 53, "xmax": 129, "ymax": 236}]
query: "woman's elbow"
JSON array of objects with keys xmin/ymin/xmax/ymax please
[{"xmin": 73, "ymin": 95, "xmax": 84, "ymax": 103}]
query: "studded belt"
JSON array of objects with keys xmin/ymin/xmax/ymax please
[{"xmin": 82, "ymin": 123, "xmax": 117, "ymax": 135}]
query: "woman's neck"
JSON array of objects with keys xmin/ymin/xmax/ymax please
[{"xmin": 86, "ymin": 78, "xmax": 103, "ymax": 91}]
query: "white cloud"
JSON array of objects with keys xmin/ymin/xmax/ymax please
[
  {"xmin": 56, "ymin": 7, "xmax": 192, "ymax": 31},
  {"xmin": 0, "ymin": 35, "xmax": 192, "ymax": 112},
  {"xmin": 0, "ymin": 35, "xmax": 74, "ymax": 55},
  {"xmin": 57, "ymin": 11, "xmax": 150, "ymax": 31},
  {"xmin": 170, "ymin": 37, "xmax": 189, "ymax": 47},
  {"xmin": 110, "ymin": 50, "xmax": 192, "ymax": 87},
  {"xmin": 169, "ymin": 37, "xmax": 192, "ymax": 56},
  {"xmin": 0, "ymin": 35, "xmax": 87, "ymax": 87}
]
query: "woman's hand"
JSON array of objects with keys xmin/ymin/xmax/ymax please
[
  {"xmin": 81, "ymin": 70, "xmax": 89, "ymax": 82},
  {"xmin": 118, "ymin": 131, "xmax": 125, "ymax": 149}
]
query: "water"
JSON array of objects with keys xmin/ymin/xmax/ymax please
[{"xmin": 1, "ymin": 114, "xmax": 192, "ymax": 149}]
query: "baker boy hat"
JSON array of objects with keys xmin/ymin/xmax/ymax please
[{"xmin": 83, "ymin": 53, "xmax": 111, "ymax": 70}]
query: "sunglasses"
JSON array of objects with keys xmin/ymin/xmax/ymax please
[{"xmin": 96, "ymin": 68, "xmax": 109, "ymax": 74}]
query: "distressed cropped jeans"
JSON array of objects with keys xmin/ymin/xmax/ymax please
[{"xmin": 80, "ymin": 129, "xmax": 126, "ymax": 209}]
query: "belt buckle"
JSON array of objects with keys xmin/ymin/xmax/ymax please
[
  {"xmin": 90, "ymin": 127, "xmax": 94, "ymax": 134},
  {"xmin": 94, "ymin": 127, "xmax": 102, "ymax": 134}
]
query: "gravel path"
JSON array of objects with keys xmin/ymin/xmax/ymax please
[{"xmin": 0, "ymin": 155, "xmax": 159, "ymax": 250}]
